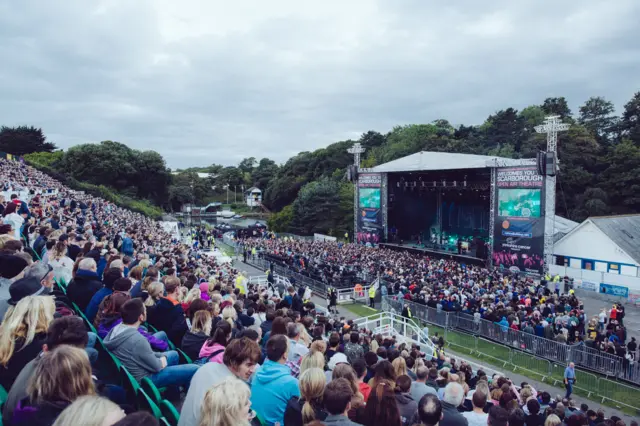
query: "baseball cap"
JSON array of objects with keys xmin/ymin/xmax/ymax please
[{"xmin": 8, "ymin": 277, "xmax": 50, "ymax": 305}]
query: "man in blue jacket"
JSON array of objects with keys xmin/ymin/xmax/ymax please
[{"xmin": 250, "ymin": 334, "xmax": 300, "ymax": 426}]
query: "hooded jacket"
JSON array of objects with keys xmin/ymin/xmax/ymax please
[
  {"xmin": 395, "ymin": 392, "xmax": 419, "ymax": 426},
  {"xmin": 181, "ymin": 331, "xmax": 208, "ymax": 362},
  {"xmin": 98, "ymin": 316, "xmax": 168, "ymax": 351},
  {"xmin": 103, "ymin": 323, "xmax": 164, "ymax": 382},
  {"xmin": 66, "ymin": 269, "xmax": 103, "ymax": 311},
  {"xmin": 149, "ymin": 297, "xmax": 188, "ymax": 345},
  {"xmin": 250, "ymin": 360, "xmax": 300, "ymax": 426}
]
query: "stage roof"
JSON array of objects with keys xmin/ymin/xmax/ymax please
[{"xmin": 367, "ymin": 151, "xmax": 533, "ymax": 173}]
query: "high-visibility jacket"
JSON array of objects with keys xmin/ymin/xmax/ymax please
[{"xmin": 369, "ymin": 286, "xmax": 376, "ymax": 298}]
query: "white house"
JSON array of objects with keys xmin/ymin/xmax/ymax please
[
  {"xmin": 245, "ymin": 187, "xmax": 262, "ymax": 207},
  {"xmin": 551, "ymin": 214, "xmax": 640, "ymax": 302}
]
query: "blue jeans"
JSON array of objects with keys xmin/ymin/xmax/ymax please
[
  {"xmin": 148, "ymin": 351, "xmax": 199, "ymax": 389},
  {"xmin": 153, "ymin": 331, "xmax": 169, "ymax": 342},
  {"xmin": 565, "ymin": 380, "xmax": 573, "ymax": 398},
  {"xmin": 86, "ymin": 332, "xmax": 98, "ymax": 366}
]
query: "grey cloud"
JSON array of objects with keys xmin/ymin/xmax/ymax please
[{"xmin": 0, "ymin": 0, "xmax": 639, "ymax": 169}]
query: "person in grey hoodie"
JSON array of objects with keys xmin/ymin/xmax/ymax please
[
  {"xmin": 395, "ymin": 375, "xmax": 419, "ymax": 426},
  {"xmin": 104, "ymin": 298, "xmax": 199, "ymax": 388}
]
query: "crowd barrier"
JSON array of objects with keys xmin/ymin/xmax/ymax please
[{"xmin": 382, "ymin": 297, "xmax": 640, "ymax": 412}]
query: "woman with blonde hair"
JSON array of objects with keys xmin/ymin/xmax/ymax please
[
  {"xmin": 392, "ymin": 357, "xmax": 408, "ymax": 378},
  {"xmin": 284, "ymin": 368, "xmax": 328, "ymax": 426},
  {"xmin": 13, "ymin": 345, "xmax": 95, "ymax": 426},
  {"xmin": 52, "ymin": 396, "xmax": 125, "ymax": 426},
  {"xmin": 221, "ymin": 305, "xmax": 237, "ymax": 328},
  {"xmin": 300, "ymin": 350, "xmax": 326, "ymax": 375},
  {"xmin": 309, "ymin": 339, "xmax": 327, "ymax": 354},
  {"xmin": 144, "ymin": 282, "xmax": 164, "ymax": 308},
  {"xmin": 181, "ymin": 287, "xmax": 201, "ymax": 312},
  {"xmin": 181, "ymin": 310, "xmax": 212, "ymax": 361},
  {"xmin": 47, "ymin": 242, "xmax": 74, "ymax": 284},
  {"xmin": 0, "ymin": 296, "xmax": 55, "ymax": 390},
  {"xmin": 198, "ymin": 377, "xmax": 253, "ymax": 426},
  {"xmin": 544, "ymin": 414, "xmax": 562, "ymax": 426}
]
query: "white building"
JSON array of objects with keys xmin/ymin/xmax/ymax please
[
  {"xmin": 551, "ymin": 214, "xmax": 640, "ymax": 302},
  {"xmin": 245, "ymin": 187, "xmax": 262, "ymax": 207}
]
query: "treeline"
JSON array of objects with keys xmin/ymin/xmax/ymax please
[{"xmin": 3, "ymin": 91, "xmax": 640, "ymax": 236}]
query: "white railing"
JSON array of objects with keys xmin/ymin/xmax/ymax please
[
  {"xmin": 248, "ymin": 274, "xmax": 291, "ymax": 288},
  {"xmin": 354, "ymin": 311, "xmax": 505, "ymax": 379},
  {"xmin": 352, "ymin": 311, "xmax": 437, "ymax": 357}
]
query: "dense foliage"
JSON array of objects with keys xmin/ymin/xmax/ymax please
[{"xmin": 6, "ymin": 91, "xmax": 640, "ymax": 233}]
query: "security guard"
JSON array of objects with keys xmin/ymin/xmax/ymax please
[{"xmin": 368, "ymin": 285, "xmax": 376, "ymax": 308}]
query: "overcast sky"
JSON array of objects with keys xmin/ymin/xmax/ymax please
[{"xmin": 1, "ymin": 1, "xmax": 639, "ymax": 169}]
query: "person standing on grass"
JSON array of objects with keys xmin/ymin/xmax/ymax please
[{"xmin": 564, "ymin": 362, "xmax": 576, "ymax": 399}]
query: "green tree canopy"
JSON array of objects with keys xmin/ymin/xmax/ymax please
[{"xmin": 0, "ymin": 126, "xmax": 57, "ymax": 155}]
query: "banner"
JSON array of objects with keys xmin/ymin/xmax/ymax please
[
  {"xmin": 492, "ymin": 166, "xmax": 545, "ymax": 274},
  {"xmin": 357, "ymin": 173, "xmax": 383, "ymax": 244},
  {"xmin": 599, "ymin": 283, "xmax": 629, "ymax": 298}
]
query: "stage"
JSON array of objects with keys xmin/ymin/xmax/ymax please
[{"xmin": 379, "ymin": 242, "xmax": 487, "ymax": 266}]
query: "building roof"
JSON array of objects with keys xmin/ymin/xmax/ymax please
[
  {"xmin": 246, "ymin": 187, "xmax": 261, "ymax": 193},
  {"xmin": 367, "ymin": 151, "xmax": 535, "ymax": 173},
  {"xmin": 590, "ymin": 214, "xmax": 640, "ymax": 264},
  {"xmin": 553, "ymin": 215, "xmax": 579, "ymax": 243}
]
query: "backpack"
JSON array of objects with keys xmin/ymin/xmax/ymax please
[{"xmin": 195, "ymin": 348, "xmax": 225, "ymax": 365}]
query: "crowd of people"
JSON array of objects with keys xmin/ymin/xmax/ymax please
[
  {"xmin": 0, "ymin": 157, "xmax": 635, "ymax": 426},
  {"xmin": 240, "ymin": 238, "xmax": 637, "ymax": 375}
]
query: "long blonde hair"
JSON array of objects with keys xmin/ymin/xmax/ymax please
[
  {"xmin": 0, "ymin": 296, "xmax": 55, "ymax": 366},
  {"xmin": 222, "ymin": 306, "xmax": 237, "ymax": 327},
  {"xmin": 52, "ymin": 396, "xmax": 124, "ymax": 426},
  {"xmin": 144, "ymin": 282, "xmax": 164, "ymax": 307},
  {"xmin": 198, "ymin": 377, "xmax": 251, "ymax": 426},
  {"xmin": 299, "ymin": 368, "xmax": 326, "ymax": 424},
  {"xmin": 300, "ymin": 350, "xmax": 326, "ymax": 375},
  {"xmin": 192, "ymin": 310, "xmax": 212, "ymax": 335},
  {"xmin": 392, "ymin": 357, "xmax": 408, "ymax": 378},
  {"xmin": 28, "ymin": 345, "xmax": 95, "ymax": 404},
  {"xmin": 184, "ymin": 287, "xmax": 201, "ymax": 305}
]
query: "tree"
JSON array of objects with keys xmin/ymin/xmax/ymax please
[
  {"xmin": 0, "ymin": 126, "xmax": 57, "ymax": 155},
  {"xmin": 359, "ymin": 131, "xmax": 386, "ymax": 149},
  {"xmin": 238, "ymin": 157, "xmax": 257, "ymax": 175},
  {"xmin": 289, "ymin": 178, "xmax": 353, "ymax": 236},
  {"xmin": 601, "ymin": 139, "xmax": 640, "ymax": 213},
  {"xmin": 214, "ymin": 166, "xmax": 244, "ymax": 189},
  {"xmin": 59, "ymin": 141, "xmax": 170, "ymax": 203},
  {"xmin": 578, "ymin": 96, "xmax": 617, "ymax": 145},
  {"xmin": 620, "ymin": 91, "xmax": 640, "ymax": 145},
  {"xmin": 541, "ymin": 97, "xmax": 572, "ymax": 119},
  {"xmin": 252, "ymin": 158, "xmax": 279, "ymax": 190},
  {"xmin": 482, "ymin": 108, "xmax": 526, "ymax": 151},
  {"xmin": 23, "ymin": 151, "xmax": 64, "ymax": 168}
]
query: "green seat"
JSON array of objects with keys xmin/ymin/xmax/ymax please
[
  {"xmin": 141, "ymin": 377, "xmax": 162, "ymax": 405},
  {"xmin": 0, "ymin": 383, "xmax": 8, "ymax": 426},
  {"xmin": 159, "ymin": 400, "xmax": 180, "ymax": 426},
  {"xmin": 120, "ymin": 367, "xmax": 139, "ymax": 401},
  {"xmin": 137, "ymin": 389, "xmax": 162, "ymax": 418},
  {"xmin": 77, "ymin": 308, "xmax": 97, "ymax": 335},
  {"xmin": 159, "ymin": 418, "xmax": 171, "ymax": 426},
  {"xmin": 176, "ymin": 348, "xmax": 192, "ymax": 364},
  {"xmin": 254, "ymin": 411, "xmax": 267, "ymax": 426}
]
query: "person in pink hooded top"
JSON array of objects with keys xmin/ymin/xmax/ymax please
[
  {"xmin": 199, "ymin": 282, "xmax": 211, "ymax": 301},
  {"xmin": 199, "ymin": 320, "xmax": 231, "ymax": 363}
]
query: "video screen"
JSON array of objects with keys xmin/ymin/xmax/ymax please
[
  {"xmin": 498, "ymin": 189, "xmax": 541, "ymax": 218},
  {"xmin": 359, "ymin": 188, "xmax": 381, "ymax": 209}
]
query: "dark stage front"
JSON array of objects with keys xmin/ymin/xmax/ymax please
[
  {"xmin": 387, "ymin": 168, "xmax": 490, "ymax": 259},
  {"xmin": 379, "ymin": 243, "xmax": 487, "ymax": 266}
]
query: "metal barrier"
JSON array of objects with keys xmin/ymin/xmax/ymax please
[
  {"xmin": 336, "ymin": 285, "xmax": 372, "ymax": 305},
  {"xmin": 382, "ymin": 297, "xmax": 640, "ymax": 413},
  {"xmin": 245, "ymin": 255, "xmax": 330, "ymax": 298},
  {"xmin": 382, "ymin": 296, "xmax": 640, "ymax": 387}
]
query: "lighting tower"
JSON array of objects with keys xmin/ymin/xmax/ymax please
[
  {"xmin": 535, "ymin": 115, "xmax": 570, "ymax": 274},
  {"xmin": 347, "ymin": 142, "xmax": 366, "ymax": 242}
]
